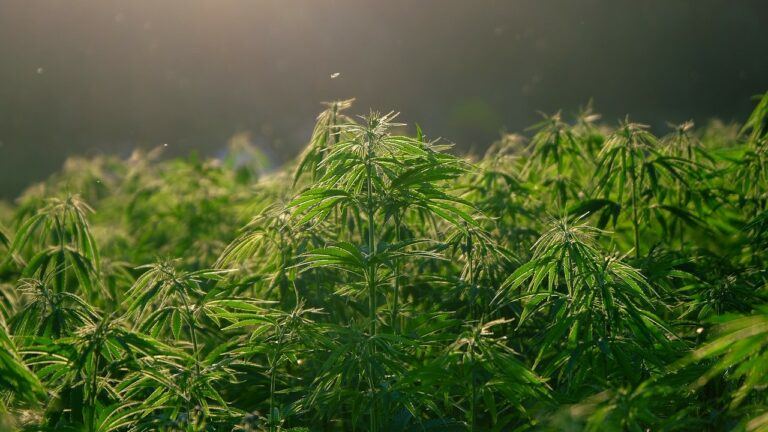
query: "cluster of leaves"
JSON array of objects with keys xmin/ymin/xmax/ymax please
[{"xmin": 0, "ymin": 92, "xmax": 767, "ymax": 431}]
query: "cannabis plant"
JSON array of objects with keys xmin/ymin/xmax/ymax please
[{"xmin": 0, "ymin": 91, "xmax": 766, "ymax": 432}]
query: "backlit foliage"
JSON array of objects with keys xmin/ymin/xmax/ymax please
[{"xmin": 0, "ymin": 93, "xmax": 767, "ymax": 431}]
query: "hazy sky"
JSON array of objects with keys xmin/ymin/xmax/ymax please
[{"xmin": 1, "ymin": 0, "xmax": 767, "ymax": 198}]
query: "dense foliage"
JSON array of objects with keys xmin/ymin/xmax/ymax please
[{"xmin": 1, "ymin": 93, "xmax": 768, "ymax": 431}]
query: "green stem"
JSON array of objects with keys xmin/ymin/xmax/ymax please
[
  {"xmin": 466, "ymin": 229, "xmax": 477, "ymax": 432},
  {"xmin": 365, "ymin": 133, "xmax": 379, "ymax": 432},
  {"xmin": 179, "ymin": 291, "xmax": 201, "ymax": 378},
  {"xmin": 678, "ymin": 186, "xmax": 685, "ymax": 250},
  {"xmin": 269, "ymin": 323, "xmax": 287, "ymax": 432},
  {"xmin": 470, "ymin": 359, "xmax": 477, "ymax": 432},
  {"xmin": 556, "ymin": 150, "xmax": 565, "ymax": 209},
  {"xmin": 366, "ymin": 153, "xmax": 377, "ymax": 338},
  {"xmin": 88, "ymin": 348, "xmax": 100, "ymax": 432},
  {"xmin": 629, "ymin": 156, "xmax": 640, "ymax": 259},
  {"xmin": 391, "ymin": 214, "xmax": 401, "ymax": 334},
  {"xmin": 466, "ymin": 228, "xmax": 475, "ymax": 321}
]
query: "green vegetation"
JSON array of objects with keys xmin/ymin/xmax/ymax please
[{"xmin": 1, "ymin": 93, "xmax": 768, "ymax": 431}]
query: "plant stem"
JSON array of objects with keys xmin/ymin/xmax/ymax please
[
  {"xmin": 88, "ymin": 347, "xmax": 100, "ymax": 432},
  {"xmin": 269, "ymin": 323, "xmax": 287, "ymax": 432},
  {"xmin": 366, "ymin": 144, "xmax": 377, "ymax": 339},
  {"xmin": 391, "ymin": 214, "xmax": 401, "ymax": 334},
  {"xmin": 365, "ymin": 132, "xmax": 379, "ymax": 432},
  {"xmin": 466, "ymin": 228, "xmax": 477, "ymax": 432},
  {"xmin": 466, "ymin": 227, "xmax": 475, "ymax": 321},
  {"xmin": 470, "ymin": 358, "xmax": 477, "ymax": 432},
  {"xmin": 179, "ymin": 290, "xmax": 201, "ymax": 378},
  {"xmin": 630, "ymin": 155, "xmax": 640, "ymax": 259}
]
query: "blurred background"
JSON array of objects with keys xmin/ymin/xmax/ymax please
[{"xmin": 1, "ymin": 0, "xmax": 767, "ymax": 198}]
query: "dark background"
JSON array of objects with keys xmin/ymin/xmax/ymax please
[{"xmin": 1, "ymin": 0, "xmax": 767, "ymax": 198}]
